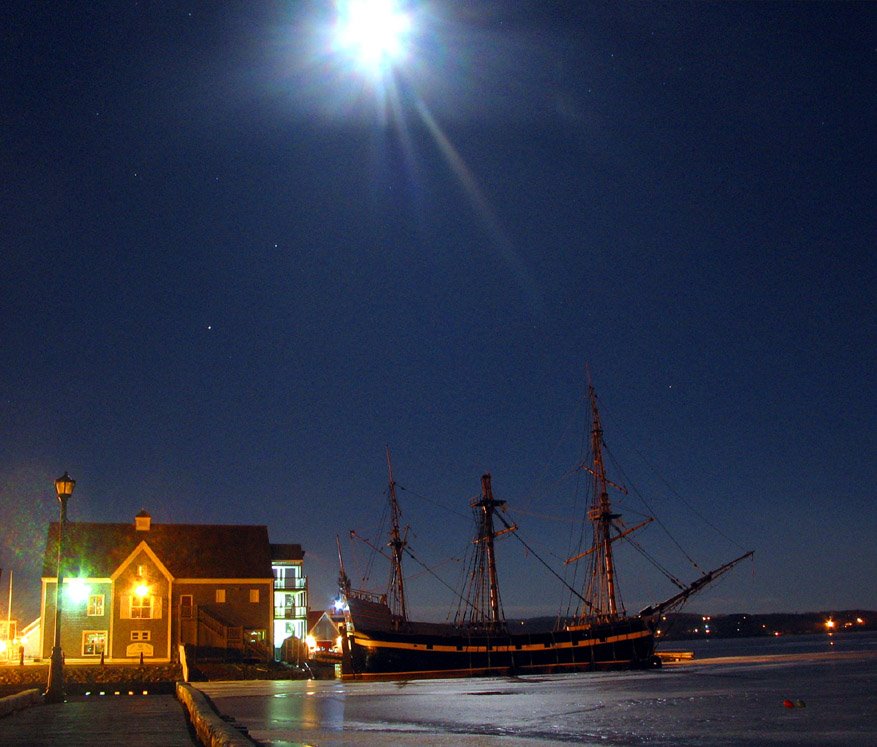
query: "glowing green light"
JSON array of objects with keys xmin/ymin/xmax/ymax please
[{"xmin": 65, "ymin": 578, "xmax": 91, "ymax": 604}]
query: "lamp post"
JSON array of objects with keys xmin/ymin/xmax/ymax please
[{"xmin": 44, "ymin": 471, "xmax": 75, "ymax": 703}]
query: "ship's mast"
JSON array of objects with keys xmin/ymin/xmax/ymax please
[
  {"xmin": 587, "ymin": 384, "xmax": 621, "ymax": 620},
  {"xmin": 481, "ymin": 474, "xmax": 503, "ymax": 625},
  {"xmin": 386, "ymin": 446, "xmax": 408, "ymax": 621},
  {"xmin": 468, "ymin": 473, "xmax": 516, "ymax": 628},
  {"xmin": 336, "ymin": 535, "xmax": 351, "ymax": 597}
]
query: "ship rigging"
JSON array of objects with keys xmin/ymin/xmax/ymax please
[{"xmin": 337, "ymin": 378, "xmax": 753, "ymax": 679}]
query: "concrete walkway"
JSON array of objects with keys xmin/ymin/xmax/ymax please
[{"xmin": 0, "ymin": 693, "xmax": 198, "ymax": 746}]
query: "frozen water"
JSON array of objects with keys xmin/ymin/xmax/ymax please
[{"xmin": 196, "ymin": 633, "xmax": 877, "ymax": 745}]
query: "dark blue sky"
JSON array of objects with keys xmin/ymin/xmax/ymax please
[{"xmin": 2, "ymin": 1, "xmax": 874, "ymax": 622}]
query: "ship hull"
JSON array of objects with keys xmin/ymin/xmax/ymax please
[{"xmin": 342, "ymin": 599, "xmax": 656, "ymax": 680}]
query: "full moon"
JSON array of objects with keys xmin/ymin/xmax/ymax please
[{"xmin": 333, "ymin": 0, "xmax": 412, "ymax": 77}]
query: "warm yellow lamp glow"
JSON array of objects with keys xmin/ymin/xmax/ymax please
[
  {"xmin": 825, "ymin": 619, "xmax": 835, "ymax": 630},
  {"xmin": 134, "ymin": 584, "xmax": 150, "ymax": 598},
  {"xmin": 54, "ymin": 472, "xmax": 76, "ymax": 499},
  {"xmin": 306, "ymin": 635, "xmax": 316, "ymax": 651}
]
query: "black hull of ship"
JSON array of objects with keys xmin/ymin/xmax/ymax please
[{"xmin": 342, "ymin": 600, "xmax": 656, "ymax": 680}]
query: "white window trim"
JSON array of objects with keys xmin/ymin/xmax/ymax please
[
  {"xmin": 130, "ymin": 595, "xmax": 153, "ymax": 619},
  {"xmin": 87, "ymin": 594, "xmax": 105, "ymax": 616},
  {"xmin": 82, "ymin": 630, "xmax": 107, "ymax": 656},
  {"xmin": 180, "ymin": 594, "xmax": 193, "ymax": 619}
]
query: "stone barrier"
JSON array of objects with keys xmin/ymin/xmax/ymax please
[
  {"xmin": 176, "ymin": 681, "xmax": 254, "ymax": 746},
  {"xmin": 0, "ymin": 688, "xmax": 41, "ymax": 718}
]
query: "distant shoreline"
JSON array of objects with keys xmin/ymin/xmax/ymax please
[{"xmin": 664, "ymin": 649, "xmax": 877, "ymax": 667}]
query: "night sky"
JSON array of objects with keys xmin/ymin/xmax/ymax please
[{"xmin": 2, "ymin": 2, "xmax": 874, "ymax": 624}]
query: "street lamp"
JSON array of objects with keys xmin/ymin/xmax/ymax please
[{"xmin": 44, "ymin": 471, "xmax": 75, "ymax": 703}]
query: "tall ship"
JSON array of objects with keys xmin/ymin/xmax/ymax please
[{"xmin": 338, "ymin": 382, "xmax": 752, "ymax": 680}]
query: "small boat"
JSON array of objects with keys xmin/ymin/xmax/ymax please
[{"xmin": 338, "ymin": 381, "xmax": 752, "ymax": 680}]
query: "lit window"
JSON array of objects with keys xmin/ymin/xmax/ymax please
[
  {"xmin": 130, "ymin": 595, "xmax": 153, "ymax": 619},
  {"xmin": 82, "ymin": 631, "xmax": 107, "ymax": 656},
  {"xmin": 87, "ymin": 595, "xmax": 105, "ymax": 616},
  {"xmin": 215, "ymin": 589, "xmax": 226, "ymax": 603},
  {"xmin": 249, "ymin": 589, "xmax": 259, "ymax": 603},
  {"xmin": 131, "ymin": 630, "xmax": 151, "ymax": 642}
]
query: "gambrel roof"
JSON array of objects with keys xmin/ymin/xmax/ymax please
[{"xmin": 42, "ymin": 521, "xmax": 273, "ymax": 580}]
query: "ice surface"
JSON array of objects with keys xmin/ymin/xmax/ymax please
[{"xmin": 196, "ymin": 633, "xmax": 877, "ymax": 745}]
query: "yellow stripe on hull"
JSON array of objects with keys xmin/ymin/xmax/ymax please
[{"xmin": 351, "ymin": 627, "xmax": 651, "ymax": 654}]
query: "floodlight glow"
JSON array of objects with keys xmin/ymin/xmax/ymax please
[
  {"xmin": 334, "ymin": 0, "xmax": 412, "ymax": 76},
  {"xmin": 135, "ymin": 583, "xmax": 150, "ymax": 598},
  {"xmin": 66, "ymin": 578, "xmax": 91, "ymax": 604}
]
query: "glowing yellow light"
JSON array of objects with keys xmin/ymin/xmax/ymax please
[
  {"xmin": 306, "ymin": 635, "xmax": 317, "ymax": 651},
  {"xmin": 135, "ymin": 584, "xmax": 150, "ymax": 598},
  {"xmin": 335, "ymin": 636, "xmax": 343, "ymax": 650},
  {"xmin": 0, "ymin": 641, "xmax": 6, "ymax": 654},
  {"xmin": 856, "ymin": 617, "xmax": 864, "ymax": 624},
  {"xmin": 825, "ymin": 619, "xmax": 835, "ymax": 630}
]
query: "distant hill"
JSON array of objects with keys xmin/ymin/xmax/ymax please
[{"xmin": 508, "ymin": 610, "xmax": 875, "ymax": 639}]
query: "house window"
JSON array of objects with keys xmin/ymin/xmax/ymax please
[
  {"xmin": 82, "ymin": 631, "xmax": 107, "ymax": 656},
  {"xmin": 131, "ymin": 595, "xmax": 153, "ymax": 619},
  {"xmin": 215, "ymin": 589, "xmax": 226, "ymax": 603},
  {"xmin": 131, "ymin": 630, "xmax": 151, "ymax": 642},
  {"xmin": 249, "ymin": 589, "xmax": 259, "ymax": 603},
  {"xmin": 180, "ymin": 595, "xmax": 193, "ymax": 619},
  {"xmin": 87, "ymin": 595, "xmax": 105, "ymax": 616}
]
